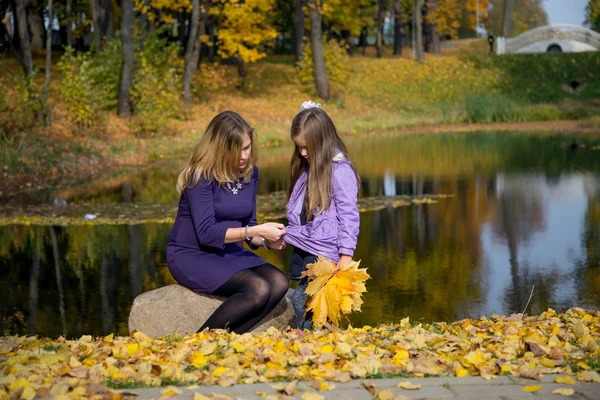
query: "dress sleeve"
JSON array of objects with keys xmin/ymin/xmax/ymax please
[
  {"xmin": 186, "ymin": 177, "xmax": 240, "ymax": 249},
  {"xmin": 332, "ymin": 162, "xmax": 360, "ymax": 257},
  {"xmin": 248, "ymin": 167, "xmax": 259, "ymax": 227}
]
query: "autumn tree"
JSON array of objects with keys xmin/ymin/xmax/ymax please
[
  {"xmin": 212, "ymin": 0, "xmax": 277, "ymax": 84},
  {"xmin": 586, "ymin": 0, "xmax": 600, "ymax": 32},
  {"xmin": 465, "ymin": 0, "xmax": 490, "ymax": 32},
  {"xmin": 485, "ymin": 0, "xmax": 547, "ymax": 37},
  {"xmin": 322, "ymin": 0, "xmax": 378, "ymax": 43},
  {"xmin": 294, "ymin": 0, "xmax": 304, "ymax": 61},
  {"xmin": 426, "ymin": 0, "xmax": 462, "ymax": 40}
]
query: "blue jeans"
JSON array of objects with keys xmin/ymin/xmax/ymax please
[
  {"xmin": 289, "ymin": 277, "xmax": 313, "ymax": 330},
  {"xmin": 288, "ymin": 248, "xmax": 317, "ymax": 330}
]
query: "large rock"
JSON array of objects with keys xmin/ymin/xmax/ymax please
[{"xmin": 129, "ymin": 284, "xmax": 296, "ymax": 338}]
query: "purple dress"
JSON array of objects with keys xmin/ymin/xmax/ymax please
[{"xmin": 166, "ymin": 166, "xmax": 266, "ymax": 293}]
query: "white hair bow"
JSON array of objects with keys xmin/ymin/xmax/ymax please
[{"xmin": 300, "ymin": 100, "xmax": 322, "ymax": 110}]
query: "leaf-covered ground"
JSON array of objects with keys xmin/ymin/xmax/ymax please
[
  {"xmin": 1, "ymin": 308, "xmax": 599, "ymax": 399},
  {"xmin": 0, "ymin": 194, "xmax": 450, "ymax": 226}
]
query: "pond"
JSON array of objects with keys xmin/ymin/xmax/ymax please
[{"xmin": 1, "ymin": 131, "xmax": 600, "ymax": 339}]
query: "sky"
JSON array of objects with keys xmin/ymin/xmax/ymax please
[{"xmin": 543, "ymin": 0, "xmax": 588, "ymax": 25}]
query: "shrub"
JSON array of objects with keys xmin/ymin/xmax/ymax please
[{"xmin": 296, "ymin": 37, "xmax": 350, "ymax": 95}]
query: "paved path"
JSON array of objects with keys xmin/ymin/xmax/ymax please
[{"xmin": 117, "ymin": 374, "xmax": 600, "ymax": 399}]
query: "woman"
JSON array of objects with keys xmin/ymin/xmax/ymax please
[{"xmin": 167, "ymin": 111, "xmax": 289, "ymax": 334}]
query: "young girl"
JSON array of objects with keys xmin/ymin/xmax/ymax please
[
  {"xmin": 167, "ymin": 111, "xmax": 289, "ymax": 334},
  {"xmin": 283, "ymin": 102, "xmax": 360, "ymax": 329}
]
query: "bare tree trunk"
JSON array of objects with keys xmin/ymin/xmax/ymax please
[
  {"xmin": 183, "ymin": 0, "xmax": 200, "ymax": 104},
  {"xmin": 89, "ymin": 0, "xmax": 102, "ymax": 53},
  {"xmin": 208, "ymin": 19, "xmax": 215, "ymax": 61},
  {"xmin": 413, "ymin": 0, "xmax": 424, "ymax": 63},
  {"xmin": 502, "ymin": 0, "xmax": 514, "ymax": 37},
  {"xmin": 376, "ymin": 0, "xmax": 384, "ymax": 58},
  {"xmin": 99, "ymin": 0, "xmax": 115, "ymax": 38},
  {"xmin": 432, "ymin": 28, "xmax": 441, "ymax": 55},
  {"xmin": 15, "ymin": 0, "xmax": 34, "ymax": 76},
  {"xmin": 393, "ymin": 0, "xmax": 402, "ymax": 55},
  {"xmin": 42, "ymin": 0, "xmax": 52, "ymax": 124},
  {"xmin": 49, "ymin": 227, "xmax": 67, "ymax": 338},
  {"xmin": 66, "ymin": 0, "xmax": 72, "ymax": 47},
  {"xmin": 27, "ymin": 6, "xmax": 43, "ymax": 50},
  {"xmin": 118, "ymin": 0, "xmax": 133, "ymax": 117},
  {"xmin": 422, "ymin": 1, "xmax": 432, "ymax": 53},
  {"xmin": 294, "ymin": 0, "xmax": 304, "ymax": 62},
  {"xmin": 308, "ymin": 0, "xmax": 329, "ymax": 100},
  {"xmin": 177, "ymin": 11, "xmax": 186, "ymax": 48},
  {"xmin": 190, "ymin": 3, "xmax": 207, "ymax": 75},
  {"xmin": 359, "ymin": 26, "xmax": 367, "ymax": 55}
]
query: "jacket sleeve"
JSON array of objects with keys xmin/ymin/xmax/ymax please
[
  {"xmin": 186, "ymin": 178, "xmax": 240, "ymax": 249},
  {"xmin": 332, "ymin": 162, "xmax": 360, "ymax": 257}
]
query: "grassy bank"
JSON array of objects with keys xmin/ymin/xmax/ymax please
[
  {"xmin": 1, "ymin": 308, "xmax": 599, "ymax": 398},
  {"xmin": 1, "ymin": 41, "xmax": 600, "ymax": 193}
]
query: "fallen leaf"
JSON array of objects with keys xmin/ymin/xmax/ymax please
[
  {"xmin": 518, "ymin": 365, "xmax": 541, "ymax": 381},
  {"xmin": 377, "ymin": 389, "xmax": 396, "ymax": 400},
  {"xmin": 397, "ymin": 380, "xmax": 421, "ymax": 390},
  {"xmin": 161, "ymin": 387, "xmax": 182, "ymax": 396},
  {"xmin": 523, "ymin": 385, "xmax": 542, "ymax": 392},
  {"xmin": 555, "ymin": 376, "xmax": 576, "ymax": 385},
  {"xmin": 552, "ymin": 388, "xmax": 575, "ymax": 396},
  {"xmin": 577, "ymin": 370, "xmax": 600, "ymax": 382},
  {"xmin": 302, "ymin": 392, "xmax": 325, "ymax": 400}
]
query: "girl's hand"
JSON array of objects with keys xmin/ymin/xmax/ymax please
[
  {"xmin": 336, "ymin": 255, "xmax": 353, "ymax": 272},
  {"xmin": 268, "ymin": 238, "xmax": 286, "ymax": 250},
  {"xmin": 259, "ymin": 222, "xmax": 286, "ymax": 242}
]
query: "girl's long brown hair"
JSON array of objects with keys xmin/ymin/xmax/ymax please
[
  {"xmin": 177, "ymin": 111, "xmax": 257, "ymax": 194},
  {"xmin": 288, "ymin": 107, "xmax": 359, "ymax": 220}
]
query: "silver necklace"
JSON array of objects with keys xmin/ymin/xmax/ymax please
[{"xmin": 226, "ymin": 181, "xmax": 243, "ymax": 195}]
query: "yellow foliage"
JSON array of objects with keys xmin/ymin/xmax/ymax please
[
  {"xmin": 301, "ymin": 257, "xmax": 370, "ymax": 328},
  {"xmin": 321, "ymin": 0, "xmax": 376, "ymax": 36},
  {"xmin": 212, "ymin": 0, "xmax": 278, "ymax": 64},
  {"xmin": 134, "ymin": 0, "xmax": 192, "ymax": 24},
  {"xmin": 427, "ymin": 0, "xmax": 463, "ymax": 39}
]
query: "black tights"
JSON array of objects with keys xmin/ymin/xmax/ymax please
[{"xmin": 199, "ymin": 263, "xmax": 289, "ymax": 334}]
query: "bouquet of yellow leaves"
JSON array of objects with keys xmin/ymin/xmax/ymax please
[{"xmin": 300, "ymin": 257, "xmax": 370, "ymax": 328}]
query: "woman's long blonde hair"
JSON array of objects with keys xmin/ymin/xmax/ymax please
[
  {"xmin": 288, "ymin": 107, "xmax": 359, "ymax": 220},
  {"xmin": 177, "ymin": 111, "xmax": 257, "ymax": 194}
]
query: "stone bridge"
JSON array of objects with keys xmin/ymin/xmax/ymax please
[{"xmin": 496, "ymin": 24, "xmax": 600, "ymax": 54}]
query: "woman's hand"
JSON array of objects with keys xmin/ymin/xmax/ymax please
[
  {"xmin": 336, "ymin": 255, "xmax": 353, "ymax": 272},
  {"xmin": 259, "ymin": 222, "xmax": 286, "ymax": 242},
  {"xmin": 268, "ymin": 238, "xmax": 286, "ymax": 250}
]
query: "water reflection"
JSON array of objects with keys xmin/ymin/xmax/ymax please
[{"xmin": 1, "ymin": 132, "xmax": 600, "ymax": 337}]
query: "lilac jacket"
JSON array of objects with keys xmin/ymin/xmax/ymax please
[{"xmin": 284, "ymin": 156, "xmax": 360, "ymax": 262}]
